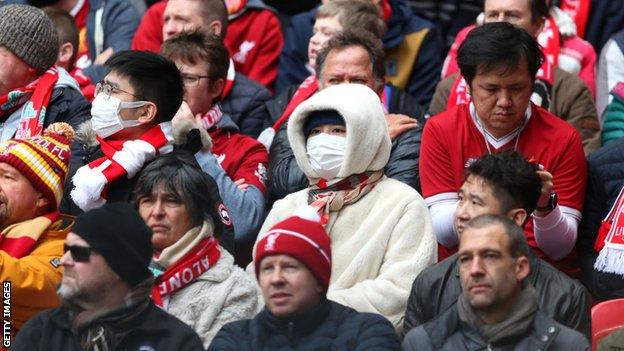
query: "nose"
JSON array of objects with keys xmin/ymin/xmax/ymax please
[
  {"xmin": 163, "ymin": 22, "xmax": 179, "ymax": 40},
  {"xmin": 268, "ymin": 267, "xmax": 286, "ymax": 285},
  {"xmin": 469, "ymin": 256, "xmax": 485, "ymax": 277},
  {"xmin": 496, "ymin": 91, "xmax": 513, "ymax": 108},
  {"xmin": 497, "ymin": 13, "xmax": 506, "ymax": 22},
  {"xmin": 456, "ymin": 201, "xmax": 470, "ymax": 221},
  {"xmin": 59, "ymin": 249, "xmax": 73, "ymax": 266}
]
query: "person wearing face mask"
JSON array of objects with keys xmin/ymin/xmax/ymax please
[
  {"xmin": 61, "ymin": 50, "xmax": 184, "ymax": 215},
  {"xmin": 252, "ymin": 83, "xmax": 437, "ymax": 330}
]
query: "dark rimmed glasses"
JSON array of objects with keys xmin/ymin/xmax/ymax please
[{"xmin": 64, "ymin": 244, "xmax": 94, "ymax": 262}]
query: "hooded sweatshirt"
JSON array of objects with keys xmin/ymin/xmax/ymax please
[{"xmin": 255, "ymin": 84, "xmax": 437, "ymax": 328}]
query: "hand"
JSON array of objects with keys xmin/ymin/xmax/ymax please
[
  {"xmin": 385, "ymin": 114, "xmax": 418, "ymax": 140},
  {"xmin": 234, "ymin": 178, "xmax": 249, "ymax": 191},
  {"xmin": 93, "ymin": 47, "xmax": 114, "ymax": 66},
  {"xmin": 535, "ymin": 164, "xmax": 554, "ymax": 210}
]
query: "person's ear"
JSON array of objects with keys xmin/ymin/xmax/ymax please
[
  {"xmin": 208, "ymin": 20, "xmax": 223, "ymax": 37},
  {"xmin": 138, "ymin": 102, "xmax": 158, "ymax": 124},
  {"xmin": 35, "ymin": 193, "xmax": 50, "ymax": 212},
  {"xmin": 515, "ymin": 255, "xmax": 530, "ymax": 281},
  {"xmin": 57, "ymin": 42, "xmax": 75, "ymax": 69},
  {"xmin": 507, "ymin": 208, "xmax": 528, "ymax": 227},
  {"xmin": 209, "ymin": 78, "xmax": 225, "ymax": 100},
  {"xmin": 534, "ymin": 16, "xmax": 546, "ymax": 37}
]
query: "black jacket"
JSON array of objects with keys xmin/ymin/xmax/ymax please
[
  {"xmin": 220, "ymin": 73, "xmax": 272, "ymax": 139},
  {"xmin": 403, "ymin": 252, "xmax": 591, "ymax": 340},
  {"xmin": 578, "ymin": 137, "xmax": 624, "ymax": 301},
  {"xmin": 266, "ymin": 83, "xmax": 426, "ymax": 205},
  {"xmin": 208, "ymin": 299, "xmax": 400, "ymax": 351},
  {"xmin": 13, "ymin": 302, "xmax": 204, "ymax": 351},
  {"xmin": 402, "ymin": 304, "xmax": 590, "ymax": 351}
]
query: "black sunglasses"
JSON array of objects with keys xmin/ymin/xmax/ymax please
[{"xmin": 64, "ymin": 244, "xmax": 93, "ymax": 262}]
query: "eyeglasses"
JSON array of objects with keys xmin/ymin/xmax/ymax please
[
  {"xmin": 95, "ymin": 80, "xmax": 142, "ymax": 100},
  {"xmin": 64, "ymin": 244, "xmax": 93, "ymax": 262},
  {"xmin": 181, "ymin": 73, "xmax": 210, "ymax": 87}
]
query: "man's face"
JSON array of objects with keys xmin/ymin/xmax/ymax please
[
  {"xmin": 58, "ymin": 233, "xmax": 122, "ymax": 306},
  {"xmin": 455, "ymin": 175, "xmax": 504, "ymax": 235},
  {"xmin": 458, "ymin": 223, "xmax": 528, "ymax": 312},
  {"xmin": 469, "ymin": 59, "xmax": 533, "ymax": 137},
  {"xmin": 163, "ymin": 0, "xmax": 206, "ymax": 41},
  {"xmin": 0, "ymin": 162, "xmax": 47, "ymax": 229},
  {"xmin": 99, "ymin": 71, "xmax": 147, "ymax": 121},
  {"xmin": 259, "ymin": 254, "xmax": 324, "ymax": 317},
  {"xmin": 483, "ymin": 0, "xmax": 544, "ymax": 37},
  {"xmin": 308, "ymin": 16, "xmax": 343, "ymax": 69},
  {"xmin": 138, "ymin": 183, "xmax": 195, "ymax": 252},
  {"xmin": 0, "ymin": 47, "xmax": 37, "ymax": 96},
  {"xmin": 319, "ymin": 45, "xmax": 380, "ymax": 93},
  {"xmin": 175, "ymin": 59, "xmax": 219, "ymax": 116}
]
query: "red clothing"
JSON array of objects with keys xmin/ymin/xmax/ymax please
[
  {"xmin": 209, "ymin": 129, "xmax": 268, "ymax": 194},
  {"xmin": 420, "ymin": 103, "xmax": 587, "ymax": 277},
  {"xmin": 131, "ymin": 1, "xmax": 283, "ymax": 90},
  {"xmin": 69, "ymin": 68, "xmax": 95, "ymax": 101}
]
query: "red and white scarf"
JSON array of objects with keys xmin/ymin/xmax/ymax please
[
  {"xmin": 0, "ymin": 67, "xmax": 59, "ymax": 140},
  {"xmin": 151, "ymin": 236, "xmax": 221, "ymax": 308},
  {"xmin": 199, "ymin": 103, "xmax": 224, "ymax": 130},
  {"xmin": 70, "ymin": 122, "xmax": 174, "ymax": 211},
  {"xmin": 221, "ymin": 58, "xmax": 236, "ymax": 100},
  {"xmin": 307, "ymin": 170, "xmax": 384, "ymax": 227},
  {"xmin": 559, "ymin": 0, "xmax": 590, "ymax": 38},
  {"xmin": 594, "ymin": 186, "xmax": 624, "ymax": 275},
  {"xmin": 0, "ymin": 212, "xmax": 60, "ymax": 259},
  {"xmin": 447, "ymin": 19, "xmax": 558, "ymax": 111}
]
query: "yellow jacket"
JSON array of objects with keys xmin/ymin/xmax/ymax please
[{"xmin": 0, "ymin": 215, "xmax": 73, "ymax": 331}]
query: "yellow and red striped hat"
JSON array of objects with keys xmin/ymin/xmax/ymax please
[{"xmin": 0, "ymin": 123, "xmax": 75, "ymax": 210}]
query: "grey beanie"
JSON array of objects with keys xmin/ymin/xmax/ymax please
[{"xmin": 0, "ymin": 5, "xmax": 59, "ymax": 71}]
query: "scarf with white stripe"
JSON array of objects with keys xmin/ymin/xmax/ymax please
[{"xmin": 70, "ymin": 122, "xmax": 174, "ymax": 211}]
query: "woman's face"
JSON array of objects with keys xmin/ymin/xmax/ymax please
[{"xmin": 138, "ymin": 182, "xmax": 195, "ymax": 252}]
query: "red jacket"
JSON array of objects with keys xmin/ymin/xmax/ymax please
[{"xmin": 132, "ymin": 1, "xmax": 283, "ymax": 90}]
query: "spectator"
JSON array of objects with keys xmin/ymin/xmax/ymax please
[
  {"xmin": 134, "ymin": 153, "xmax": 257, "ymax": 347},
  {"xmin": 433, "ymin": 0, "xmax": 600, "ymax": 155},
  {"xmin": 64, "ymin": 51, "xmax": 183, "ymax": 214},
  {"xmin": 583, "ymin": 0, "xmax": 624, "ymax": 54},
  {"xmin": 404, "ymin": 151, "xmax": 591, "ymax": 339},
  {"xmin": 402, "ymin": 215, "xmax": 589, "ymax": 350},
  {"xmin": 276, "ymin": 0, "xmax": 443, "ymax": 107},
  {"xmin": 0, "ymin": 123, "xmax": 74, "ymax": 334},
  {"xmin": 267, "ymin": 30, "xmax": 424, "ymax": 204},
  {"xmin": 13, "ymin": 203, "xmax": 205, "ymax": 350},
  {"xmin": 0, "ymin": 5, "xmax": 89, "ymax": 142},
  {"xmin": 209, "ymin": 208, "xmax": 401, "ymax": 350},
  {"xmin": 132, "ymin": 0, "xmax": 283, "ymax": 92},
  {"xmin": 44, "ymin": 7, "xmax": 95, "ymax": 100},
  {"xmin": 257, "ymin": 83, "xmax": 437, "ymax": 328},
  {"xmin": 596, "ymin": 29, "xmax": 624, "ymax": 121},
  {"xmin": 162, "ymin": 30, "xmax": 268, "ymax": 247},
  {"xmin": 601, "ymin": 82, "xmax": 624, "ymax": 145},
  {"xmin": 420, "ymin": 22, "xmax": 587, "ymax": 277},
  {"xmin": 29, "ymin": 0, "xmax": 141, "ymax": 83}
]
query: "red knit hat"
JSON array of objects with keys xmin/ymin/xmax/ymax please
[
  {"xmin": 255, "ymin": 206, "xmax": 332, "ymax": 292},
  {"xmin": 0, "ymin": 123, "xmax": 74, "ymax": 211}
]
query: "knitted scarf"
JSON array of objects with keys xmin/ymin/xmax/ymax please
[
  {"xmin": 594, "ymin": 186, "xmax": 624, "ymax": 275},
  {"xmin": 559, "ymin": 0, "xmax": 590, "ymax": 38},
  {"xmin": 458, "ymin": 284, "xmax": 538, "ymax": 345},
  {"xmin": 307, "ymin": 170, "xmax": 384, "ymax": 226},
  {"xmin": 0, "ymin": 211, "xmax": 60, "ymax": 259},
  {"xmin": 150, "ymin": 230, "xmax": 221, "ymax": 309},
  {"xmin": 0, "ymin": 67, "xmax": 59, "ymax": 140},
  {"xmin": 70, "ymin": 122, "xmax": 174, "ymax": 211},
  {"xmin": 199, "ymin": 103, "xmax": 224, "ymax": 131}
]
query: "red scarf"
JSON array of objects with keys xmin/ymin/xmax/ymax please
[
  {"xmin": 308, "ymin": 170, "xmax": 384, "ymax": 227},
  {"xmin": 594, "ymin": 186, "xmax": 624, "ymax": 275},
  {"xmin": 380, "ymin": 0, "xmax": 393, "ymax": 22},
  {"xmin": 0, "ymin": 67, "xmax": 59, "ymax": 140},
  {"xmin": 447, "ymin": 20, "xmax": 557, "ymax": 111},
  {"xmin": 151, "ymin": 237, "xmax": 221, "ymax": 307},
  {"xmin": 0, "ymin": 212, "xmax": 60, "ymax": 259},
  {"xmin": 200, "ymin": 104, "xmax": 224, "ymax": 130},
  {"xmin": 70, "ymin": 122, "xmax": 174, "ymax": 211},
  {"xmin": 559, "ymin": 0, "xmax": 590, "ymax": 38},
  {"xmin": 70, "ymin": 67, "xmax": 95, "ymax": 101}
]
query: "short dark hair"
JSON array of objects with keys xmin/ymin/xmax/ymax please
[
  {"xmin": 104, "ymin": 51, "xmax": 183, "ymax": 123},
  {"xmin": 44, "ymin": 7, "xmax": 79, "ymax": 68},
  {"xmin": 199, "ymin": 0, "xmax": 229, "ymax": 37},
  {"xmin": 457, "ymin": 22, "xmax": 544, "ymax": 87},
  {"xmin": 315, "ymin": 29, "xmax": 385, "ymax": 83},
  {"xmin": 134, "ymin": 152, "xmax": 215, "ymax": 228},
  {"xmin": 528, "ymin": 0, "xmax": 550, "ymax": 22},
  {"xmin": 161, "ymin": 29, "xmax": 229, "ymax": 82},
  {"xmin": 464, "ymin": 214, "xmax": 531, "ymax": 258},
  {"xmin": 465, "ymin": 151, "xmax": 541, "ymax": 217}
]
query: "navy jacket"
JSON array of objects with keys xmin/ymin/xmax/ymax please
[
  {"xmin": 208, "ymin": 299, "xmax": 400, "ymax": 351},
  {"xmin": 221, "ymin": 73, "xmax": 272, "ymax": 139}
]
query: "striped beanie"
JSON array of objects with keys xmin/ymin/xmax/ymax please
[
  {"xmin": 0, "ymin": 123, "xmax": 74, "ymax": 210},
  {"xmin": 255, "ymin": 206, "xmax": 332, "ymax": 292}
]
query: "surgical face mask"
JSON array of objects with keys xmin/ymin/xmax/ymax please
[
  {"xmin": 91, "ymin": 94, "xmax": 149, "ymax": 138},
  {"xmin": 306, "ymin": 133, "xmax": 346, "ymax": 179}
]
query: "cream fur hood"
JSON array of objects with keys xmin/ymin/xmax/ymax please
[{"xmin": 287, "ymin": 84, "xmax": 391, "ymax": 179}]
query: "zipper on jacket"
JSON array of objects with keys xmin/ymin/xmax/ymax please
[{"xmin": 288, "ymin": 321, "xmax": 295, "ymax": 347}]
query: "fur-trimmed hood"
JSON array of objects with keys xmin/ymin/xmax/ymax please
[{"xmin": 287, "ymin": 84, "xmax": 391, "ymax": 180}]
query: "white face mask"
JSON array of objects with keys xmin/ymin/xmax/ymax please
[
  {"xmin": 91, "ymin": 94, "xmax": 149, "ymax": 138},
  {"xmin": 306, "ymin": 133, "xmax": 346, "ymax": 179}
]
